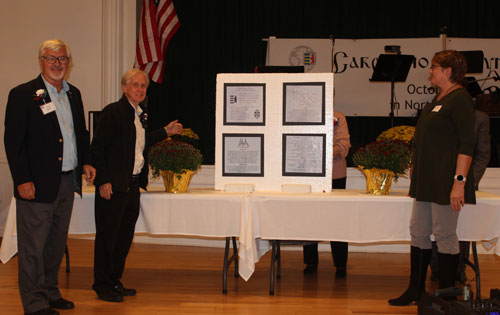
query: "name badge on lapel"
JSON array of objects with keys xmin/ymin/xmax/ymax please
[
  {"xmin": 40, "ymin": 102, "xmax": 56, "ymax": 115},
  {"xmin": 432, "ymin": 105, "xmax": 442, "ymax": 112}
]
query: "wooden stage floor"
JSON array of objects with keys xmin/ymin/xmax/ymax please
[{"xmin": 0, "ymin": 238, "xmax": 499, "ymax": 314}]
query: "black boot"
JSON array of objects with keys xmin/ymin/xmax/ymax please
[
  {"xmin": 429, "ymin": 242, "xmax": 439, "ymax": 282},
  {"xmin": 437, "ymin": 252, "xmax": 459, "ymax": 290},
  {"xmin": 388, "ymin": 246, "xmax": 431, "ymax": 306},
  {"xmin": 456, "ymin": 241, "xmax": 470, "ymax": 284}
]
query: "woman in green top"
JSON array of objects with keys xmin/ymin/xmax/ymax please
[{"xmin": 389, "ymin": 50, "xmax": 476, "ymax": 306}]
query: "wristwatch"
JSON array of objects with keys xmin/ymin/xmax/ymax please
[{"xmin": 454, "ymin": 175, "xmax": 466, "ymax": 182}]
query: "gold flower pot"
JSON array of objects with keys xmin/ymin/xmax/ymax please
[
  {"xmin": 360, "ymin": 167, "xmax": 394, "ymax": 195},
  {"xmin": 160, "ymin": 170, "xmax": 195, "ymax": 193}
]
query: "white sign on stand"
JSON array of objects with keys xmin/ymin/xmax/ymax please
[{"xmin": 215, "ymin": 73, "xmax": 334, "ymax": 192}]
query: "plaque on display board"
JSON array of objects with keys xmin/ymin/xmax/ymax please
[
  {"xmin": 224, "ymin": 83, "xmax": 265, "ymax": 125},
  {"xmin": 222, "ymin": 133, "xmax": 264, "ymax": 177},
  {"xmin": 282, "ymin": 134, "xmax": 326, "ymax": 177},
  {"xmin": 283, "ymin": 82, "xmax": 325, "ymax": 125}
]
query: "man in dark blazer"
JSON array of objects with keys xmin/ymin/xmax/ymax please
[
  {"xmin": 91, "ymin": 68, "xmax": 182, "ymax": 302},
  {"xmin": 4, "ymin": 39, "xmax": 96, "ymax": 315}
]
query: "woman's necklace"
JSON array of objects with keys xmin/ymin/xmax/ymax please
[{"xmin": 438, "ymin": 83, "xmax": 459, "ymax": 101}]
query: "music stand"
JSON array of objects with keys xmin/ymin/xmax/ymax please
[{"xmin": 370, "ymin": 54, "xmax": 415, "ymax": 126}]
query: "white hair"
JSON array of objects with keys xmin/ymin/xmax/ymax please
[
  {"xmin": 121, "ymin": 68, "xmax": 150, "ymax": 88},
  {"xmin": 38, "ymin": 39, "xmax": 71, "ymax": 59}
]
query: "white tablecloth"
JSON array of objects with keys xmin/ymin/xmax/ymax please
[
  {"xmin": 68, "ymin": 188, "xmax": 244, "ymax": 236},
  {"xmin": 252, "ymin": 190, "xmax": 500, "ymax": 253},
  {"xmin": 0, "ymin": 187, "xmax": 263, "ymax": 281},
  {"xmin": 2, "ymin": 189, "xmax": 500, "ymax": 281}
]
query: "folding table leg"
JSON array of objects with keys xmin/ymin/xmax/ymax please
[
  {"xmin": 232, "ymin": 236, "xmax": 239, "ymax": 277},
  {"xmin": 270, "ymin": 240, "xmax": 277, "ymax": 295},
  {"xmin": 471, "ymin": 241, "xmax": 481, "ymax": 299},
  {"xmin": 223, "ymin": 237, "xmax": 230, "ymax": 294},
  {"xmin": 222, "ymin": 237, "xmax": 239, "ymax": 294},
  {"xmin": 277, "ymin": 241, "xmax": 281, "ymax": 279}
]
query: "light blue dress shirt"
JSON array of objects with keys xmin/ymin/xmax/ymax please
[{"xmin": 42, "ymin": 75, "xmax": 78, "ymax": 171}]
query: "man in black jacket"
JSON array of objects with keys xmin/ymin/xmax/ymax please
[
  {"xmin": 91, "ymin": 68, "xmax": 182, "ymax": 302},
  {"xmin": 4, "ymin": 39, "xmax": 96, "ymax": 315}
]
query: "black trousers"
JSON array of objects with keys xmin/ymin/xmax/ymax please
[
  {"xmin": 303, "ymin": 177, "xmax": 348, "ymax": 268},
  {"xmin": 93, "ymin": 178, "xmax": 140, "ymax": 293},
  {"xmin": 303, "ymin": 241, "xmax": 348, "ymax": 267}
]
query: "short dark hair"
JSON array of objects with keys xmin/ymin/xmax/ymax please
[{"xmin": 432, "ymin": 50, "xmax": 468, "ymax": 85}]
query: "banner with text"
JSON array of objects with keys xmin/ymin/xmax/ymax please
[
  {"xmin": 268, "ymin": 38, "xmax": 500, "ymax": 116},
  {"xmin": 334, "ymin": 38, "xmax": 500, "ymax": 116},
  {"xmin": 333, "ymin": 38, "xmax": 440, "ymax": 117},
  {"xmin": 447, "ymin": 37, "xmax": 500, "ymax": 96}
]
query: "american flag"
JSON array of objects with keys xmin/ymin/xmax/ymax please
[{"xmin": 135, "ymin": 0, "xmax": 180, "ymax": 83}]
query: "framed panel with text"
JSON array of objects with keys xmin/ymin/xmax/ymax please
[
  {"xmin": 282, "ymin": 133, "xmax": 326, "ymax": 177},
  {"xmin": 283, "ymin": 82, "xmax": 325, "ymax": 125},
  {"xmin": 224, "ymin": 83, "xmax": 265, "ymax": 125},
  {"xmin": 222, "ymin": 133, "xmax": 264, "ymax": 176}
]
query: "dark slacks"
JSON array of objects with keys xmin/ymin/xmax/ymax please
[
  {"xmin": 93, "ymin": 178, "xmax": 140, "ymax": 293},
  {"xmin": 16, "ymin": 172, "xmax": 75, "ymax": 313},
  {"xmin": 303, "ymin": 177, "xmax": 348, "ymax": 268},
  {"xmin": 303, "ymin": 241, "xmax": 348, "ymax": 267}
]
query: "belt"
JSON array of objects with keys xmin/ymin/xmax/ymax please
[
  {"xmin": 62, "ymin": 169, "xmax": 74, "ymax": 175},
  {"xmin": 131, "ymin": 174, "xmax": 140, "ymax": 181}
]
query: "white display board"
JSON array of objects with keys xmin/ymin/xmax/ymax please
[{"xmin": 215, "ymin": 73, "xmax": 334, "ymax": 192}]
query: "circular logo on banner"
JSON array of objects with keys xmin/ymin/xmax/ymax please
[{"xmin": 289, "ymin": 46, "xmax": 316, "ymax": 72}]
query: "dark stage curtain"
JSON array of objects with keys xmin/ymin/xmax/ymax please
[{"xmin": 145, "ymin": 0, "xmax": 500, "ymax": 165}]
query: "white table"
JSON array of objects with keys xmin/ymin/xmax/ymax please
[
  {"xmin": 0, "ymin": 187, "xmax": 263, "ymax": 282},
  {"xmin": 252, "ymin": 190, "xmax": 500, "ymax": 248},
  {"xmin": 2, "ymin": 189, "xmax": 500, "ymax": 283},
  {"xmin": 250, "ymin": 189, "xmax": 500, "ymax": 295}
]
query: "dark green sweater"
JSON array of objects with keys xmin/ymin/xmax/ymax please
[{"xmin": 409, "ymin": 88, "xmax": 476, "ymax": 205}]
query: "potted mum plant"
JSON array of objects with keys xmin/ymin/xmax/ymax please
[
  {"xmin": 352, "ymin": 138, "xmax": 411, "ymax": 195},
  {"xmin": 377, "ymin": 125, "xmax": 415, "ymax": 145},
  {"xmin": 148, "ymin": 139, "xmax": 203, "ymax": 193},
  {"xmin": 170, "ymin": 128, "xmax": 200, "ymax": 149}
]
